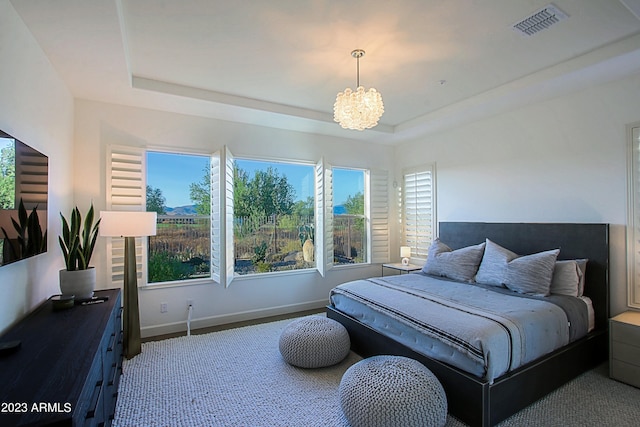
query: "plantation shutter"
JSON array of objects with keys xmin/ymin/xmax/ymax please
[
  {"xmin": 369, "ymin": 169, "xmax": 390, "ymax": 263},
  {"xmin": 14, "ymin": 141, "xmax": 48, "ymax": 211},
  {"xmin": 628, "ymin": 126, "xmax": 640, "ymax": 307},
  {"xmin": 315, "ymin": 159, "xmax": 328, "ymax": 276},
  {"xmin": 106, "ymin": 145, "xmax": 147, "ymax": 288},
  {"xmin": 210, "ymin": 151, "xmax": 221, "ymax": 284},
  {"xmin": 403, "ymin": 165, "xmax": 436, "ymax": 260},
  {"xmin": 223, "ymin": 147, "xmax": 235, "ymax": 287}
]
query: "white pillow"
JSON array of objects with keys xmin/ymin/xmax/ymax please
[{"xmin": 550, "ymin": 259, "xmax": 588, "ymax": 297}]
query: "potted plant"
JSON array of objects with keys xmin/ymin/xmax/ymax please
[{"xmin": 58, "ymin": 203, "xmax": 101, "ymax": 299}]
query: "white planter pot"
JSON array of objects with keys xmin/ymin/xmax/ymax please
[{"xmin": 59, "ymin": 267, "xmax": 96, "ymax": 299}]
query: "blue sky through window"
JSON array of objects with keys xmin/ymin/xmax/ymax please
[{"xmin": 147, "ymin": 151, "xmax": 363, "ymax": 208}]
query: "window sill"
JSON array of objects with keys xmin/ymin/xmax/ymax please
[
  {"xmin": 331, "ymin": 263, "xmax": 373, "ymax": 270},
  {"xmin": 141, "ymin": 278, "xmax": 217, "ymax": 290},
  {"xmin": 231, "ymin": 267, "xmax": 319, "ymax": 281}
]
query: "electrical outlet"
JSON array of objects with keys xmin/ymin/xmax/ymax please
[{"xmin": 160, "ymin": 302, "xmax": 168, "ymax": 313}]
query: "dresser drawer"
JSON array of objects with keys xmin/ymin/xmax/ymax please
[
  {"xmin": 611, "ymin": 321, "xmax": 640, "ymax": 344},
  {"xmin": 611, "ymin": 359, "xmax": 640, "ymax": 388},
  {"xmin": 611, "ymin": 340, "xmax": 640, "ymax": 365}
]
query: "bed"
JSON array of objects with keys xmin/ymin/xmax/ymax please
[{"xmin": 326, "ymin": 222, "xmax": 609, "ymax": 427}]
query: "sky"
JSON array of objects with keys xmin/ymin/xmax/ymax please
[{"xmin": 146, "ymin": 152, "xmax": 364, "ymax": 208}]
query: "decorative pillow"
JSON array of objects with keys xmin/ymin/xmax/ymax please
[
  {"xmin": 475, "ymin": 239, "xmax": 518, "ymax": 287},
  {"xmin": 503, "ymin": 249, "xmax": 560, "ymax": 296},
  {"xmin": 422, "ymin": 238, "xmax": 486, "ymax": 282},
  {"xmin": 550, "ymin": 259, "xmax": 588, "ymax": 297}
]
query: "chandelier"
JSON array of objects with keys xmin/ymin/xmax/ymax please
[{"xmin": 334, "ymin": 49, "xmax": 384, "ymax": 131}]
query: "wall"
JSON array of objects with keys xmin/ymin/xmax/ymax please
[
  {"xmin": 396, "ymin": 72, "xmax": 640, "ymax": 317},
  {"xmin": 74, "ymin": 99, "xmax": 396, "ymax": 337},
  {"xmin": 0, "ymin": 0, "xmax": 74, "ymax": 334}
]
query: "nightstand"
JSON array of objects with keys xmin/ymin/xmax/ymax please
[
  {"xmin": 610, "ymin": 310, "xmax": 640, "ymax": 388},
  {"xmin": 382, "ymin": 263, "xmax": 422, "ymax": 276}
]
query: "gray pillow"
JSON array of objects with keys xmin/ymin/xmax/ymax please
[
  {"xmin": 422, "ymin": 239, "xmax": 486, "ymax": 282},
  {"xmin": 503, "ymin": 249, "xmax": 560, "ymax": 296},
  {"xmin": 475, "ymin": 239, "xmax": 518, "ymax": 287},
  {"xmin": 550, "ymin": 259, "xmax": 588, "ymax": 297}
]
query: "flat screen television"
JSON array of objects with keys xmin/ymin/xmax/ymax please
[{"xmin": 0, "ymin": 129, "xmax": 48, "ymax": 266}]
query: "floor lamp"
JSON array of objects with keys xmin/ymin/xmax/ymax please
[{"xmin": 100, "ymin": 211, "xmax": 157, "ymax": 359}]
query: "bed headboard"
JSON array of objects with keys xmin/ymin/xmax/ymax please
[{"xmin": 438, "ymin": 222, "xmax": 610, "ymax": 330}]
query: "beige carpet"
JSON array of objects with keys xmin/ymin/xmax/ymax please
[{"xmin": 113, "ymin": 316, "xmax": 640, "ymax": 426}]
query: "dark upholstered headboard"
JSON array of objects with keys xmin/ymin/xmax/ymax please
[{"xmin": 438, "ymin": 222, "xmax": 610, "ymax": 330}]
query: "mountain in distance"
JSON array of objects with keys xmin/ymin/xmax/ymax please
[
  {"xmin": 165, "ymin": 205, "xmax": 197, "ymax": 215},
  {"xmin": 334, "ymin": 205, "xmax": 346, "ymax": 214}
]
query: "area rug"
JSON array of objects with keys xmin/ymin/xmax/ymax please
[
  {"xmin": 113, "ymin": 315, "xmax": 640, "ymax": 427},
  {"xmin": 113, "ymin": 316, "xmax": 360, "ymax": 427}
]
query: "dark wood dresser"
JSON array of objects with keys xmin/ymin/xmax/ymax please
[{"xmin": 0, "ymin": 289, "xmax": 123, "ymax": 426}]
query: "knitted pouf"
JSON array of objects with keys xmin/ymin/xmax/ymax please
[
  {"xmin": 279, "ymin": 316, "xmax": 351, "ymax": 368},
  {"xmin": 339, "ymin": 355, "xmax": 447, "ymax": 427}
]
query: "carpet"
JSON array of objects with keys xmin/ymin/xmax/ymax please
[
  {"xmin": 113, "ymin": 316, "xmax": 359, "ymax": 427},
  {"xmin": 113, "ymin": 316, "xmax": 640, "ymax": 427}
]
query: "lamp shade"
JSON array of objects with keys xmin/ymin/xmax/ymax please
[
  {"xmin": 400, "ymin": 246, "xmax": 411, "ymax": 258},
  {"xmin": 99, "ymin": 211, "xmax": 157, "ymax": 237}
]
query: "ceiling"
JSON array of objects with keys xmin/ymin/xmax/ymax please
[{"xmin": 10, "ymin": 0, "xmax": 640, "ymax": 144}]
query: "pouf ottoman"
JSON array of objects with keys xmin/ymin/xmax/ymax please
[
  {"xmin": 279, "ymin": 316, "xmax": 351, "ymax": 368},
  {"xmin": 339, "ymin": 355, "xmax": 447, "ymax": 427}
]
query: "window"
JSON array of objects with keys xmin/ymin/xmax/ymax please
[
  {"xmin": 233, "ymin": 158, "xmax": 315, "ymax": 275},
  {"xmin": 107, "ymin": 145, "xmax": 390, "ymax": 287},
  {"xmin": 627, "ymin": 124, "xmax": 640, "ymax": 308},
  {"xmin": 333, "ymin": 168, "xmax": 367, "ymax": 264},
  {"xmin": 145, "ymin": 151, "xmax": 211, "ymax": 284},
  {"xmin": 402, "ymin": 165, "xmax": 436, "ymax": 261}
]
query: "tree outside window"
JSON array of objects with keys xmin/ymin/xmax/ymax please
[
  {"xmin": 333, "ymin": 168, "xmax": 367, "ymax": 265},
  {"xmin": 233, "ymin": 159, "xmax": 314, "ymax": 275},
  {"xmin": 146, "ymin": 152, "xmax": 211, "ymax": 284}
]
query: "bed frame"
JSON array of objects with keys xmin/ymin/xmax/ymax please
[{"xmin": 327, "ymin": 222, "xmax": 609, "ymax": 427}]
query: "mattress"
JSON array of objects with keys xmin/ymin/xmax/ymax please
[{"xmin": 329, "ymin": 273, "xmax": 590, "ymax": 382}]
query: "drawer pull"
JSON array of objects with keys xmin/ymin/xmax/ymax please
[{"xmin": 107, "ymin": 332, "xmax": 116, "ymax": 352}]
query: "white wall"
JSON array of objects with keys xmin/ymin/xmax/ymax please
[
  {"xmin": 396, "ymin": 72, "xmax": 640, "ymax": 317},
  {"xmin": 74, "ymin": 99, "xmax": 396, "ymax": 337},
  {"xmin": 5, "ymin": 0, "xmax": 635, "ymax": 336},
  {"xmin": 0, "ymin": 0, "xmax": 74, "ymax": 334}
]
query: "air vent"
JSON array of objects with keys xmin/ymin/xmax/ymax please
[{"xmin": 512, "ymin": 3, "xmax": 569, "ymax": 36}]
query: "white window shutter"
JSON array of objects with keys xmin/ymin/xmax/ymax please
[
  {"xmin": 210, "ymin": 151, "xmax": 222, "ymax": 284},
  {"xmin": 403, "ymin": 165, "xmax": 436, "ymax": 260},
  {"xmin": 14, "ymin": 141, "xmax": 48, "ymax": 210},
  {"xmin": 106, "ymin": 145, "xmax": 147, "ymax": 288},
  {"xmin": 324, "ymin": 164, "xmax": 334, "ymax": 270},
  {"xmin": 315, "ymin": 158, "xmax": 337, "ymax": 276},
  {"xmin": 224, "ymin": 146, "xmax": 235, "ymax": 287},
  {"xmin": 369, "ymin": 169, "xmax": 390, "ymax": 263}
]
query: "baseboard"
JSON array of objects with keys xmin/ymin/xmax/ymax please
[{"xmin": 140, "ymin": 299, "xmax": 328, "ymax": 338}]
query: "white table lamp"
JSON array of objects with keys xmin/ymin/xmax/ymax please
[
  {"xmin": 400, "ymin": 246, "xmax": 411, "ymax": 266},
  {"xmin": 100, "ymin": 211, "xmax": 157, "ymax": 359}
]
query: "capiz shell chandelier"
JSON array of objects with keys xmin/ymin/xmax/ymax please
[{"xmin": 334, "ymin": 49, "xmax": 384, "ymax": 131}]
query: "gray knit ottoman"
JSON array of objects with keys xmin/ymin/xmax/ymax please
[
  {"xmin": 339, "ymin": 355, "xmax": 447, "ymax": 427},
  {"xmin": 279, "ymin": 316, "xmax": 351, "ymax": 368}
]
